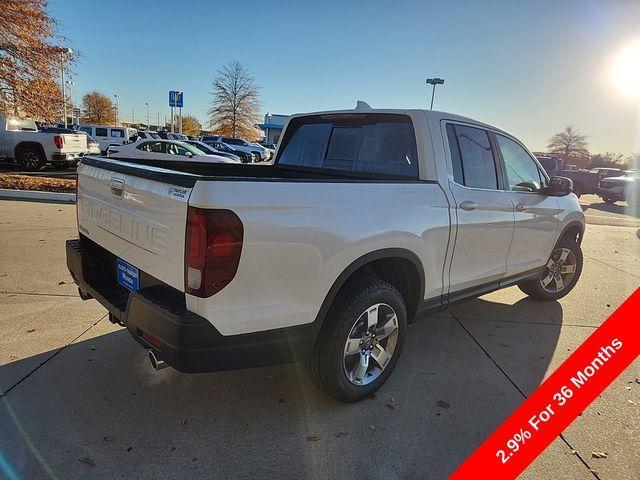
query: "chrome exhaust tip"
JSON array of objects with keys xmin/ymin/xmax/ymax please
[{"xmin": 148, "ymin": 350, "xmax": 168, "ymax": 371}]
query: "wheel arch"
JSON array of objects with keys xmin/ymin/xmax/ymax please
[
  {"xmin": 313, "ymin": 248, "xmax": 426, "ymax": 331},
  {"xmin": 557, "ymin": 220, "xmax": 584, "ymax": 245},
  {"xmin": 14, "ymin": 141, "xmax": 46, "ymax": 159}
]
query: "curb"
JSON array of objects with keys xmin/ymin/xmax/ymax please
[{"xmin": 0, "ymin": 188, "xmax": 76, "ymax": 204}]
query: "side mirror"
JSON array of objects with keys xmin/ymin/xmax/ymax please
[
  {"xmin": 185, "ymin": 151, "xmax": 194, "ymax": 158},
  {"xmin": 548, "ymin": 176, "xmax": 573, "ymax": 196}
]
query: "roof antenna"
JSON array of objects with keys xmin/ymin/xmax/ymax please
[{"xmin": 355, "ymin": 100, "xmax": 372, "ymax": 110}]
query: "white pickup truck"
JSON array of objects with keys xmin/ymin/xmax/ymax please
[
  {"xmin": 0, "ymin": 116, "xmax": 87, "ymax": 170},
  {"xmin": 66, "ymin": 106, "xmax": 585, "ymax": 401}
]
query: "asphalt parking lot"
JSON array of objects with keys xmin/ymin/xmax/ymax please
[{"xmin": 0, "ymin": 198, "xmax": 638, "ymax": 479}]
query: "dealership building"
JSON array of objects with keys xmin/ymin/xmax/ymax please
[{"xmin": 258, "ymin": 113, "xmax": 289, "ymax": 145}]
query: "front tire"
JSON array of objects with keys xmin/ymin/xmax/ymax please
[
  {"xmin": 603, "ymin": 197, "xmax": 616, "ymax": 204},
  {"xmin": 308, "ymin": 279, "xmax": 407, "ymax": 402},
  {"xmin": 518, "ymin": 238, "xmax": 583, "ymax": 301}
]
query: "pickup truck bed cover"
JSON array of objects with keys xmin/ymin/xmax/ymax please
[{"xmin": 82, "ymin": 156, "xmax": 429, "ymax": 186}]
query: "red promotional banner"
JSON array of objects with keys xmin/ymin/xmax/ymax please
[{"xmin": 450, "ymin": 288, "xmax": 640, "ymax": 479}]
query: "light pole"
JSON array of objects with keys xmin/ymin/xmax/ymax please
[
  {"xmin": 426, "ymin": 77, "xmax": 445, "ymax": 110},
  {"xmin": 59, "ymin": 47, "xmax": 73, "ymax": 128},
  {"xmin": 65, "ymin": 80, "xmax": 75, "ymax": 124},
  {"xmin": 145, "ymin": 102, "xmax": 150, "ymax": 129},
  {"xmin": 113, "ymin": 94, "xmax": 119, "ymax": 124}
]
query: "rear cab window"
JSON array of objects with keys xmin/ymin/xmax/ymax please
[{"xmin": 276, "ymin": 113, "xmax": 419, "ymax": 179}]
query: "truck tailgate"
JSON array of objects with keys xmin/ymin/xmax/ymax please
[
  {"xmin": 76, "ymin": 158, "xmax": 195, "ymax": 291},
  {"xmin": 61, "ymin": 133, "xmax": 87, "ymax": 153}
]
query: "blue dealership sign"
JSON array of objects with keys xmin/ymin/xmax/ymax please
[{"xmin": 169, "ymin": 90, "xmax": 183, "ymax": 108}]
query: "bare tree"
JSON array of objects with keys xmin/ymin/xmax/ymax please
[
  {"xmin": 547, "ymin": 126, "xmax": 590, "ymax": 168},
  {"xmin": 81, "ymin": 91, "xmax": 115, "ymax": 125},
  {"xmin": 0, "ymin": 0, "xmax": 76, "ymax": 120},
  {"xmin": 208, "ymin": 61, "xmax": 261, "ymax": 140}
]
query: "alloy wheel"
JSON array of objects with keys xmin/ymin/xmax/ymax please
[
  {"xmin": 539, "ymin": 247, "xmax": 577, "ymax": 294},
  {"xmin": 343, "ymin": 303, "xmax": 399, "ymax": 386},
  {"xmin": 21, "ymin": 151, "xmax": 40, "ymax": 170}
]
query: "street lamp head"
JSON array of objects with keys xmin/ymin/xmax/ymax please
[{"xmin": 426, "ymin": 77, "xmax": 445, "ymax": 85}]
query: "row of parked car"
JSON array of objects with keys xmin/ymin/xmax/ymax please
[
  {"xmin": 0, "ymin": 114, "xmax": 275, "ymax": 171},
  {"xmin": 75, "ymin": 125, "xmax": 274, "ymax": 164}
]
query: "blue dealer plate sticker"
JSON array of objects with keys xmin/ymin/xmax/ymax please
[{"xmin": 117, "ymin": 258, "xmax": 139, "ymax": 292}]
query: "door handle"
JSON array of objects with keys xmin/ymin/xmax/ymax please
[
  {"xmin": 516, "ymin": 203, "xmax": 529, "ymax": 212},
  {"xmin": 459, "ymin": 200, "xmax": 478, "ymax": 211},
  {"xmin": 110, "ymin": 178, "xmax": 124, "ymax": 198}
]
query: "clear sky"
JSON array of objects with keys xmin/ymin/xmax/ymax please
[{"xmin": 50, "ymin": 0, "xmax": 640, "ymax": 154}]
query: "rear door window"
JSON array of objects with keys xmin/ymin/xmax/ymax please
[
  {"xmin": 277, "ymin": 114, "xmax": 418, "ymax": 178},
  {"xmin": 447, "ymin": 124, "xmax": 498, "ymax": 189}
]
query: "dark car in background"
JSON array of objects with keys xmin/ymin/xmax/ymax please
[
  {"xmin": 200, "ymin": 139, "xmax": 255, "ymax": 163},
  {"xmin": 157, "ymin": 131, "xmax": 188, "ymax": 141},
  {"xmin": 537, "ymin": 155, "xmax": 600, "ymax": 197},
  {"xmin": 184, "ymin": 140, "xmax": 242, "ymax": 162}
]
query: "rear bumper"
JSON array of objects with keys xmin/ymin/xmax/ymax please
[
  {"xmin": 52, "ymin": 152, "xmax": 82, "ymax": 163},
  {"xmin": 66, "ymin": 237, "xmax": 318, "ymax": 373}
]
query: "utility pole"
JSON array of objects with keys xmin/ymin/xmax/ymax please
[
  {"xmin": 132, "ymin": 108, "xmax": 135, "ymax": 124},
  {"xmin": 426, "ymin": 77, "xmax": 445, "ymax": 110},
  {"xmin": 156, "ymin": 112, "xmax": 160, "ymax": 129},
  {"xmin": 145, "ymin": 102, "xmax": 150, "ymax": 129}
]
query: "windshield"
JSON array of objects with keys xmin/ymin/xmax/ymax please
[
  {"xmin": 187, "ymin": 142, "xmax": 215, "ymax": 154},
  {"xmin": 179, "ymin": 142, "xmax": 207, "ymax": 155}
]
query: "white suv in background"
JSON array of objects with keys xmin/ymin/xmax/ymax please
[{"xmin": 76, "ymin": 124, "xmax": 138, "ymax": 153}]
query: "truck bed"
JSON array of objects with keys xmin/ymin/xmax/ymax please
[{"xmin": 82, "ymin": 156, "xmax": 422, "ymax": 185}]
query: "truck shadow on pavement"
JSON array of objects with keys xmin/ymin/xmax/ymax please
[
  {"xmin": 0, "ymin": 297, "xmax": 563, "ymax": 479},
  {"xmin": 581, "ymin": 199, "xmax": 639, "ymax": 218}
]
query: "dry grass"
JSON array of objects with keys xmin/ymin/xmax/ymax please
[{"xmin": 0, "ymin": 173, "xmax": 76, "ymax": 193}]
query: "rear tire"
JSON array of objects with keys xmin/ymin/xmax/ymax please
[
  {"xmin": 308, "ymin": 279, "xmax": 407, "ymax": 402},
  {"xmin": 17, "ymin": 147, "xmax": 45, "ymax": 171},
  {"xmin": 603, "ymin": 197, "xmax": 616, "ymax": 204},
  {"xmin": 518, "ymin": 238, "xmax": 583, "ymax": 301}
]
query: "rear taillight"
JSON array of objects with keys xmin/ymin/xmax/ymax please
[
  {"xmin": 54, "ymin": 135, "xmax": 63, "ymax": 148},
  {"xmin": 185, "ymin": 207, "xmax": 243, "ymax": 297}
]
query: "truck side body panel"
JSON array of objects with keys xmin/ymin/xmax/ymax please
[{"xmin": 186, "ymin": 180, "xmax": 450, "ymax": 335}]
